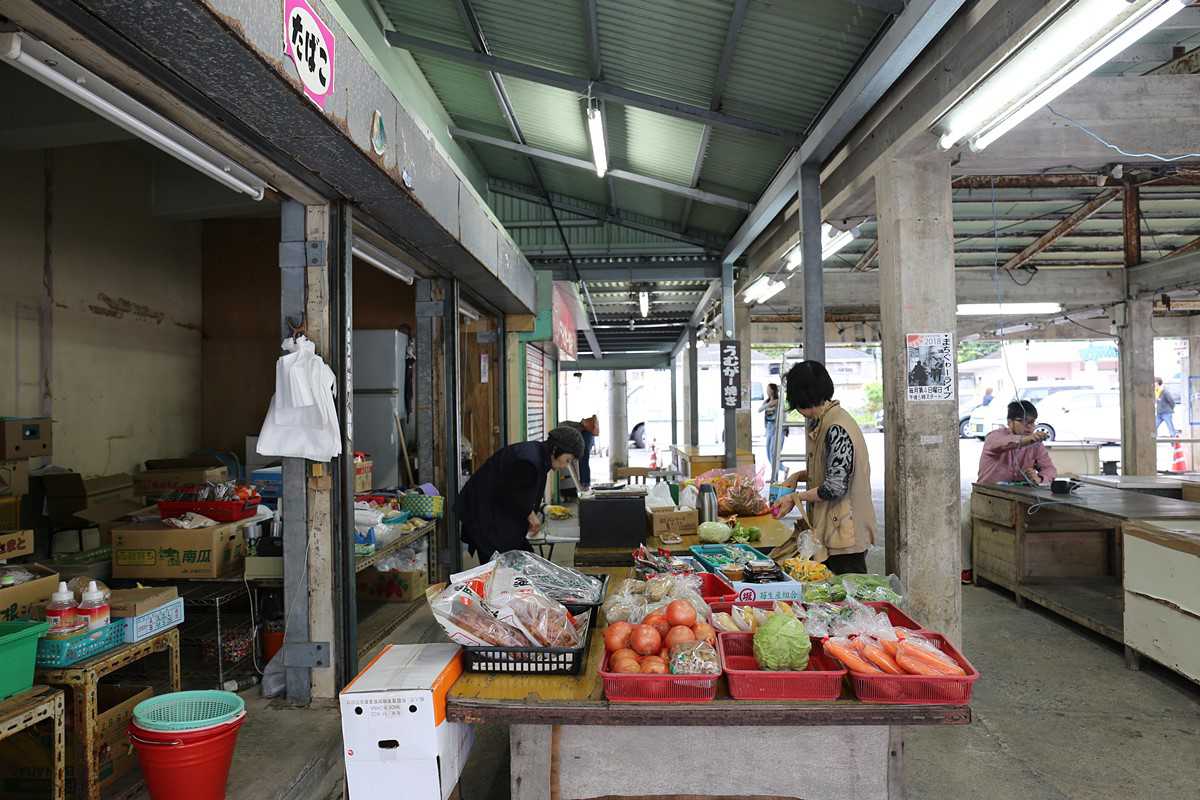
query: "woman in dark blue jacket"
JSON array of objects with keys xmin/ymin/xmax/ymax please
[{"xmin": 457, "ymin": 426, "xmax": 584, "ymax": 562}]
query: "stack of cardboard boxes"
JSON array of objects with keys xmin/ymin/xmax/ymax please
[{"xmin": 0, "ymin": 417, "xmax": 56, "ymax": 622}]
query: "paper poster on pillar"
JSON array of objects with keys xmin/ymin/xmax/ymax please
[{"xmin": 905, "ymin": 332, "xmax": 954, "ymax": 402}]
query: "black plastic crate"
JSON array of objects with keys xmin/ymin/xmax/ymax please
[
  {"xmin": 462, "ymin": 613, "xmax": 593, "ymax": 675},
  {"xmin": 562, "ymin": 573, "xmax": 609, "ymax": 630}
]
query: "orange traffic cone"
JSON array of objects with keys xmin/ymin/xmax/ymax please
[
  {"xmin": 1171, "ymin": 440, "xmax": 1188, "ymax": 473},
  {"xmin": 649, "ymin": 439, "xmax": 658, "ymax": 470}
]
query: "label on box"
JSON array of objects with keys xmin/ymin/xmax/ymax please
[
  {"xmin": 0, "ymin": 529, "xmax": 33, "ymax": 559},
  {"xmin": 125, "ymin": 597, "xmax": 184, "ymax": 643},
  {"xmin": 732, "ymin": 581, "xmax": 805, "ymax": 602}
]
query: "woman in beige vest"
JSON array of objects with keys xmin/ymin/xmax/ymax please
[{"xmin": 770, "ymin": 361, "xmax": 876, "ymax": 574}]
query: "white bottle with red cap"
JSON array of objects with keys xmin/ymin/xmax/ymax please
[
  {"xmin": 45, "ymin": 581, "xmax": 79, "ymax": 634},
  {"xmin": 77, "ymin": 580, "xmax": 111, "ymax": 631}
]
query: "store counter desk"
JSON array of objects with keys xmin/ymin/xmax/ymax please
[
  {"xmin": 446, "ymin": 567, "xmax": 968, "ymax": 800},
  {"xmin": 970, "ymin": 482, "xmax": 1200, "ymax": 644},
  {"xmin": 1121, "ymin": 518, "xmax": 1200, "ymax": 684},
  {"xmin": 1075, "ymin": 474, "xmax": 1186, "ymax": 499}
]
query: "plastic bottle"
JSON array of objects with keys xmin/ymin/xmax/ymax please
[
  {"xmin": 45, "ymin": 581, "xmax": 79, "ymax": 634},
  {"xmin": 77, "ymin": 580, "xmax": 111, "ymax": 631}
]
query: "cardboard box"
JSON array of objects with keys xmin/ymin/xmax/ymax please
[
  {"xmin": 0, "ymin": 529, "xmax": 34, "ymax": 560},
  {"xmin": 111, "ymin": 521, "xmax": 246, "ymax": 579},
  {"xmin": 132, "ymin": 466, "xmax": 228, "ymax": 498},
  {"xmin": 0, "ymin": 417, "xmax": 51, "ymax": 460},
  {"xmin": 109, "ymin": 585, "xmax": 179, "ymax": 618},
  {"xmin": 0, "ymin": 684, "xmax": 151, "ymax": 797},
  {"xmin": 0, "ymin": 460, "xmax": 29, "ymax": 496},
  {"xmin": 355, "ymin": 459, "xmax": 374, "ymax": 493},
  {"xmin": 0, "ymin": 564, "xmax": 58, "ymax": 621},
  {"xmin": 244, "ymin": 555, "xmax": 283, "ymax": 580},
  {"xmin": 646, "ymin": 506, "xmax": 699, "ymax": 537},
  {"xmin": 123, "ymin": 597, "xmax": 184, "ymax": 643},
  {"xmin": 358, "ymin": 568, "xmax": 428, "ymax": 602},
  {"xmin": 40, "ymin": 472, "xmax": 137, "ymax": 530},
  {"xmin": 341, "ymin": 644, "xmax": 473, "ymax": 800}
]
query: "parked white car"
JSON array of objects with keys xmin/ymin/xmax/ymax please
[
  {"xmin": 1030, "ymin": 389, "xmax": 1121, "ymax": 442},
  {"xmin": 965, "ymin": 384, "xmax": 1096, "ymax": 439}
]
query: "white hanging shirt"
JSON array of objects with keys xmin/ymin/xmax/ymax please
[{"xmin": 256, "ymin": 336, "xmax": 342, "ymax": 461}]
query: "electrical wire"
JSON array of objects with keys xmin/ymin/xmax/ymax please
[
  {"xmin": 1047, "ymin": 106, "xmax": 1200, "ymax": 163},
  {"xmin": 1064, "ymin": 315, "xmax": 1114, "ymax": 338}
]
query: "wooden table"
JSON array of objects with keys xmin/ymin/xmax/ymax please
[
  {"xmin": 37, "ymin": 628, "xmax": 181, "ymax": 800},
  {"xmin": 447, "ymin": 567, "xmax": 968, "ymax": 800},
  {"xmin": 1075, "ymin": 474, "xmax": 1186, "ymax": 499},
  {"xmin": 0, "ymin": 686, "xmax": 66, "ymax": 800},
  {"xmin": 970, "ymin": 483, "xmax": 1200, "ymax": 645},
  {"xmin": 1121, "ymin": 518, "xmax": 1200, "ymax": 683},
  {"xmin": 574, "ymin": 512, "xmax": 792, "ymax": 566},
  {"xmin": 670, "ymin": 445, "xmax": 754, "ymax": 478}
]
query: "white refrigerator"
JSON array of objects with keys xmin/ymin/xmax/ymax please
[{"xmin": 352, "ymin": 329, "xmax": 409, "ymax": 490}]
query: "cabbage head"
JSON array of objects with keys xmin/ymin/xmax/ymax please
[
  {"xmin": 698, "ymin": 521, "xmax": 732, "ymax": 543},
  {"xmin": 752, "ymin": 613, "xmax": 811, "ymax": 671}
]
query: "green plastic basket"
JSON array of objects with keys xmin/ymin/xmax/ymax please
[
  {"xmin": 132, "ymin": 690, "xmax": 245, "ymax": 732},
  {"xmin": 0, "ymin": 620, "xmax": 50, "ymax": 700}
]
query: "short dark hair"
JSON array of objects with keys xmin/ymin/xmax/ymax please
[
  {"xmin": 1007, "ymin": 400, "xmax": 1038, "ymax": 421},
  {"xmin": 546, "ymin": 426, "xmax": 584, "ymax": 460},
  {"xmin": 785, "ymin": 361, "xmax": 835, "ymax": 410}
]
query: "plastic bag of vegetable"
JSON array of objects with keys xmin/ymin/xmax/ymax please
[
  {"xmin": 752, "ymin": 612, "xmax": 812, "ymax": 671},
  {"xmin": 668, "ymin": 640, "xmax": 721, "ymax": 675},
  {"xmin": 698, "ymin": 521, "xmax": 732, "ymax": 543},
  {"xmin": 488, "ymin": 550, "xmax": 605, "ymax": 605},
  {"xmin": 838, "ymin": 573, "xmax": 904, "ymax": 605},
  {"xmin": 425, "ymin": 582, "xmax": 531, "ymax": 647}
]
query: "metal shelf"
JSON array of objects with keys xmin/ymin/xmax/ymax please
[{"xmin": 355, "ymin": 520, "xmax": 436, "ymax": 573}]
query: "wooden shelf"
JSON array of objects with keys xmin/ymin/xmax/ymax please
[
  {"xmin": 355, "ymin": 520, "xmax": 436, "ymax": 574},
  {"xmin": 1017, "ymin": 577, "xmax": 1123, "ymax": 643}
]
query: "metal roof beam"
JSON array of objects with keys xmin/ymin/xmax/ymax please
[
  {"xmin": 1128, "ymin": 246, "xmax": 1200, "ymax": 298},
  {"xmin": 952, "ymin": 172, "xmax": 1200, "ymax": 190},
  {"xmin": 386, "ymin": 31, "xmax": 800, "ymax": 142},
  {"xmin": 457, "ymin": 128, "xmax": 751, "ymax": 210},
  {"xmin": 846, "ymin": 1, "xmax": 906, "ymax": 13},
  {"xmin": 1000, "ymin": 189, "xmax": 1121, "ymax": 272},
  {"xmin": 722, "ymin": 0, "xmax": 968, "ymax": 265},
  {"xmin": 567, "ymin": 355, "xmax": 671, "ymax": 370},
  {"xmin": 582, "ymin": 0, "xmax": 603, "ymax": 80},
  {"xmin": 537, "ymin": 261, "xmax": 722, "ymax": 281},
  {"xmin": 488, "ymin": 179, "xmax": 724, "ymax": 249}
]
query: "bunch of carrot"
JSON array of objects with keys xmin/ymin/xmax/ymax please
[{"xmin": 824, "ymin": 629, "xmax": 966, "ymax": 677}]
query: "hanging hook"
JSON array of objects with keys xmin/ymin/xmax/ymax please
[{"xmin": 286, "ymin": 316, "xmax": 307, "ymax": 342}]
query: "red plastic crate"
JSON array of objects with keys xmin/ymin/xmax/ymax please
[
  {"xmin": 846, "ymin": 632, "xmax": 979, "ymax": 705},
  {"xmin": 708, "ymin": 600, "xmax": 922, "ymax": 631},
  {"xmin": 697, "ymin": 571, "xmax": 736, "ymax": 603},
  {"xmin": 718, "ymin": 633, "xmax": 846, "ymax": 701},
  {"xmin": 157, "ymin": 497, "xmax": 261, "ymax": 523},
  {"xmin": 599, "ymin": 653, "xmax": 720, "ymax": 703}
]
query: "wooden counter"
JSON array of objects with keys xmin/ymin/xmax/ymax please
[
  {"xmin": 1121, "ymin": 519, "xmax": 1200, "ymax": 683},
  {"xmin": 574, "ymin": 512, "xmax": 792, "ymax": 566},
  {"xmin": 670, "ymin": 445, "xmax": 754, "ymax": 478},
  {"xmin": 971, "ymin": 483, "xmax": 1200, "ymax": 645},
  {"xmin": 1075, "ymin": 474, "xmax": 1185, "ymax": 499}
]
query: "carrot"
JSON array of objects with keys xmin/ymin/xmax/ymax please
[
  {"xmin": 896, "ymin": 640, "xmax": 966, "ymax": 676},
  {"xmin": 860, "ymin": 638, "xmax": 905, "ymax": 675},
  {"xmin": 825, "ymin": 637, "xmax": 883, "ymax": 674},
  {"xmin": 880, "ymin": 638, "xmax": 899, "ymax": 658}
]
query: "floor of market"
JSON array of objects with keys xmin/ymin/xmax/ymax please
[{"xmin": 386, "ymin": 434, "xmax": 1200, "ymax": 800}]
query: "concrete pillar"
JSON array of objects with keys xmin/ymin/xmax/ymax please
[
  {"xmin": 687, "ymin": 327, "xmax": 700, "ymax": 447},
  {"xmin": 1190, "ymin": 318, "xmax": 1200, "ymax": 470},
  {"xmin": 735, "ymin": 300, "xmax": 753, "ymax": 455},
  {"xmin": 800, "ymin": 163, "xmax": 825, "ymax": 362},
  {"xmin": 876, "ymin": 158, "xmax": 962, "ymax": 646},
  {"xmin": 610, "ymin": 369, "xmax": 628, "ymax": 471},
  {"xmin": 722, "ymin": 263, "xmax": 737, "ymax": 467},
  {"xmin": 670, "ymin": 356, "xmax": 679, "ymax": 446},
  {"xmin": 1117, "ymin": 298, "xmax": 1156, "ymax": 474}
]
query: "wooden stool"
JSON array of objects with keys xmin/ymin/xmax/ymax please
[
  {"xmin": 613, "ymin": 467, "xmax": 650, "ymax": 485},
  {"xmin": 38, "ymin": 628, "xmax": 181, "ymax": 800},
  {"xmin": 0, "ymin": 686, "xmax": 66, "ymax": 800}
]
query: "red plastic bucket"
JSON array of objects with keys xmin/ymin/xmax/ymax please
[{"xmin": 129, "ymin": 715, "xmax": 245, "ymax": 800}]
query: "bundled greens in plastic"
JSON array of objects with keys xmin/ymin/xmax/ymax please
[
  {"xmin": 491, "ymin": 550, "xmax": 604, "ymax": 605},
  {"xmin": 838, "ymin": 573, "xmax": 903, "ymax": 605},
  {"xmin": 752, "ymin": 612, "xmax": 812, "ymax": 671},
  {"xmin": 801, "ymin": 581, "xmax": 846, "ymax": 603}
]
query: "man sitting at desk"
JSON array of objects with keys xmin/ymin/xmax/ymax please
[{"xmin": 963, "ymin": 400, "xmax": 1057, "ymax": 584}]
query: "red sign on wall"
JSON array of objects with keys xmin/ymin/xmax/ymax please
[{"xmin": 552, "ymin": 283, "xmax": 578, "ymax": 361}]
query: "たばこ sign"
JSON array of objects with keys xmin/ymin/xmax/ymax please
[{"xmin": 284, "ymin": 0, "xmax": 336, "ymax": 109}]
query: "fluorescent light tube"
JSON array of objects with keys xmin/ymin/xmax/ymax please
[
  {"xmin": 785, "ymin": 224, "xmax": 857, "ymax": 271},
  {"xmin": 638, "ymin": 291, "xmax": 650, "ymax": 318},
  {"xmin": 586, "ymin": 105, "xmax": 608, "ymax": 178},
  {"xmin": 957, "ymin": 303, "xmax": 1063, "ymax": 316},
  {"xmin": 353, "ymin": 239, "xmax": 416, "ymax": 284},
  {"xmin": 1, "ymin": 32, "xmax": 267, "ymax": 199},
  {"xmin": 937, "ymin": 0, "xmax": 1186, "ymax": 152},
  {"xmin": 742, "ymin": 275, "xmax": 785, "ymax": 305}
]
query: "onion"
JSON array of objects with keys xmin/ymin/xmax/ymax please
[
  {"xmin": 665, "ymin": 599, "xmax": 697, "ymax": 628},
  {"xmin": 604, "ymin": 622, "xmax": 633, "ymax": 653},
  {"xmin": 630, "ymin": 624, "xmax": 662, "ymax": 656}
]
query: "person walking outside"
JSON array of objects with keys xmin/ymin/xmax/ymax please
[
  {"xmin": 457, "ymin": 426, "xmax": 584, "ymax": 562},
  {"xmin": 980, "ymin": 387, "xmax": 994, "ymax": 407},
  {"xmin": 759, "ymin": 384, "xmax": 786, "ymax": 480},
  {"xmin": 562, "ymin": 415, "xmax": 599, "ymax": 490},
  {"xmin": 769, "ymin": 361, "xmax": 875, "ymax": 575},
  {"xmin": 1155, "ymin": 378, "xmax": 1178, "ymax": 437}
]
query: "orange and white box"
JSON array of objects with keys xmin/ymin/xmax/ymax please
[{"xmin": 340, "ymin": 643, "xmax": 473, "ymax": 800}]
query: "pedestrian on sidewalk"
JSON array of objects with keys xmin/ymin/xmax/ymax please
[
  {"xmin": 1155, "ymin": 377, "xmax": 1178, "ymax": 437},
  {"xmin": 562, "ymin": 415, "xmax": 599, "ymax": 490}
]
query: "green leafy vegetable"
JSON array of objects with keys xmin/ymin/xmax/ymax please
[
  {"xmin": 752, "ymin": 613, "xmax": 812, "ymax": 671},
  {"xmin": 698, "ymin": 521, "xmax": 732, "ymax": 544}
]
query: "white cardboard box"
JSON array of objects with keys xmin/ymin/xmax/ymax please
[{"xmin": 340, "ymin": 643, "xmax": 474, "ymax": 800}]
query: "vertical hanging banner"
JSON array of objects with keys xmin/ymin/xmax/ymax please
[
  {"xmin": 720, "ymin": 340, "xmax": 742, "ymax": 409},
  {"xmin": 284, "ymin": 0, "xmax": 336, "ymax": 109},
  {"xmin": 551, "ymin": 282, "xmax": 578, "ymax": 360},
  {"xmin": 905, "ymin": 332, "xmax": 955, "ymax": 401}
]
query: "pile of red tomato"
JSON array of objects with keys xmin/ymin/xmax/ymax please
[{"xmin": 603, "ymin": 599, "xmax": 716, "ymax": 674}]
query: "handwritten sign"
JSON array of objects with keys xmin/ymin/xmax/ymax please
[
  {"xmin": 284, "ymin": 0, "xmax": 336, "ymax": 109},
  {"xmin": 720, "ymin": 340, "xmax": 742, "ymax": 410}
]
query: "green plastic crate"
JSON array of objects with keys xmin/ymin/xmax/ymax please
[
  {"xmin": 0, "ymin": 620, "xmax": 50, "ymax": 699},
  {"xmin": 36, "ymin": 619, "xmax": 126, "ymax": 667}
]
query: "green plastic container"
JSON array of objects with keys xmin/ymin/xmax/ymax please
[
  {"xmin": 0, "ymin": 620, "xmax": 51, "ymax": 699},
  {"xmin": 133, "ymin": 690, "xmax": 245, "ymax": 732}
]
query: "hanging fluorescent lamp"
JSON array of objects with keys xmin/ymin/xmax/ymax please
[
  {"xmin": 936, "ymin": 0, "xmax": 1187, "ymax": 152},
  {"xmin": 786, "ymin": 224, "xmax": 858, "ymax": 270},
  {"xmin": 957, "ymin": 303, "xmax": 1063, "ymax": 316},
  {"xmin": 586, "ymin": 101, "xmax": 608, "ymax": 178},
  {"xmin": 352, "ymin": 238, "xmax": 416, "ymax": 284},
  {"xmin": 638, "ymin": 290, "xmax": 650, "ymax": 318},
  {"xmin": 742, "ymin": 275, "xmax": 786, "ymax": 305},
  {"xmin": 1, "ymin": 32, "xmax": 267, "ymax": 199}
]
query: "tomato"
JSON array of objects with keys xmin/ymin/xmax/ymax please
[
  {"xmin": 642, "ymin": 613, "xmax": 671, "ymax": 639},
  {"xmin": 629, "ymin": 624, "xmax": 662, "ymax": 656},
  {"xmin": 604, "ymin": 622, "xmax": 633, "ymax": 653},
  {"xmin": 692, "ymin": 622, "xmax": 717, "ymax": 647},
  {"xmin": 665, "ymin": 600, "xmax": 697, "ymax": 628},
  {"xmin": 665, "ymin": 625, "xmax": 696, "ymax": 649},
  {"xmin": 611, "ymin": 648, "xmax": 638, "ymax": 664}
]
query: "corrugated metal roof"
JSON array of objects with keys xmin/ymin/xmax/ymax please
[
  {"xmin": 606, "ymin": 105, "xmax": 707, "ymax": 186},
  {"xmin": 471, "ymin": 0, "xmax": 592, "ymax": 75}
]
